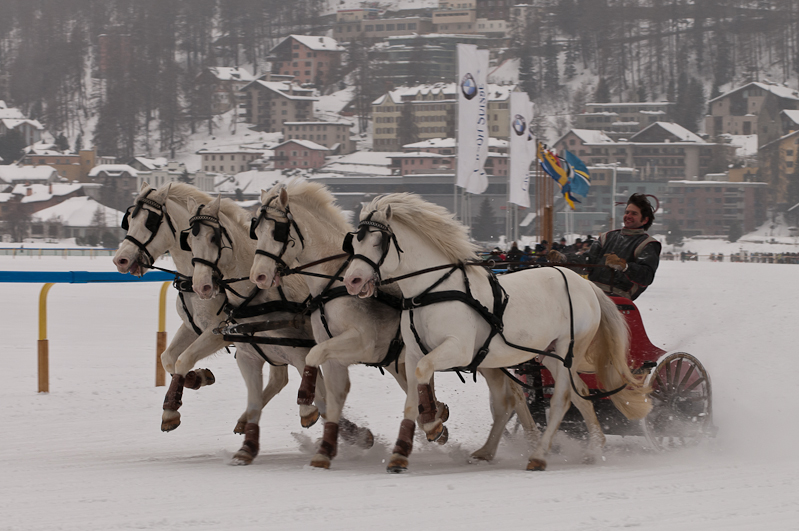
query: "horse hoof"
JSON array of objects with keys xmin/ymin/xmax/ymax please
[
  {"xmin": 301, "ymin": 408, "xmax": 320, "ymax": 428},
  {"xmin": 469, "ymin": 451, "xmax": 492, "ymax": 463},
  {"xmin": 357, "ymin": 428, "xmax": 375, "ymax": 449},
  {"xmin": 435, "ymin": 426, "xmax": 449, "ymax": 445},
  {"xmin": 387, "ymin": 454, "xmax": 408, "ymax": 473},
  {"xmin": 161, "ymin": 410, "xmax": 181, "ymax": 432},
  {"xmin": 437, "ymin": 403, "xmax": 450, "ymax": 423},
  {"xmin": 527, "ymin": 458, "xmax": 547, "ymax": 471},
  {"xmin": 310, "ymin": 454, "xmax": 331, "ymax": 469},
  {"xmin": 425, "ymin": 421, "xmax": 445, "ymax": 442},
  {"xmin": 232, "ymin": 448, "xmax": 255, "ymax": 465},
  {"xmin": 233, "ymin": 420, "xmax": 247, "ymax": 434}
]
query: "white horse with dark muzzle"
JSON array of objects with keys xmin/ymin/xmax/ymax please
[
  {"xmin": 249, "ymin": 180, "xmax": 452, "ymax": 469},
  {"xmin": 183, "ymin": 195, "xmax": 374, "ymax": 464},
  {"xmin": 113, "ymin": 182, "xmax": 226, "ymax": 431},
  {"xmin": 343, "ymin": 193, "xmax": 652, "ymax": 472}
]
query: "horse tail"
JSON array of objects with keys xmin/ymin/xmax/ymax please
[{"xmin": 587, "ymin": 283, "xmax": 652, "ymax": 420}]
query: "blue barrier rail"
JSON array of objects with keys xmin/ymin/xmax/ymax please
[
  {"xmin": 0, "ymin": 270, "xmax": 175, "ymax": 283},
  {"xmin": 1, "ymin": 270, "xmax": 176, "ymax": 392}
]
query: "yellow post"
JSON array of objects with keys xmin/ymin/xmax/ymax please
[
  {"xmin": 156, "ymin": 281, "xmax": 170, "ymax": 387},
  {"xmin": 38, "ymin": 283, "xmax": 55, "ymax": 393}
]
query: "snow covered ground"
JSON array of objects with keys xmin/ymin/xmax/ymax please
[{"xmin": 1, "ymin": 254, "xmax": 798, "ymax": 530}]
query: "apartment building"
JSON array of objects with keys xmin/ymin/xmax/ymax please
[
  {"xmin": 240, "ymin": 80, "xmax": 317, "ymax": 132},
  {"xmin": 272, "ymin": 139, "xmax": 329, "ymax": 170},
  {"xmin": 269, "ymin": 35, "xmax": 344, "ymax": 87},
  {"xmin": 705, "ymin": 81, "xmax": 799, "ymax": 147},
  {"xmin": 554, "ymin": 123, "xmax": 734, "ymax": 182},
  {"xmin": 333, "ymin": 9, "xmax": 432, "ymax": 41},
  {"xmin": 573, "ymin": 102, "xmax": 674, "ymax": 140},
  {"xmin": 371, "ymin": 83, "xmax": 516, "ymax": 151},
  {"xmin": 194, "ymin": 66, "xmax": 256, "ymax": 115},
  {"xmin": 282, "ymin": 121, "xmax": 355, "ymax": 154}
]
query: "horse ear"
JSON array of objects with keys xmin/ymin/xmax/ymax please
[
  {"xmin": 150, "ymin": 182, "xmax": 171, "ymax": 204},
  {"xmin": 260, "ymin": 189, "xmax": 269, "ymax": 204},
  {"xmin": 187, "ymin": 196, "xmax": 198, "ymax": 214},
  {"xmin": 385, "ymin": 205, "xmax": 393, "ymax": 222},
  {"xmin": 206, "ymin": 195, "xmax": 221, "ymax": 217},
  {"xmin": 278, "ymin": 186, "xmax": 289, "ymax": 209},
  {"xmin": 140, "ymin": 181, "xmax": 151, "ymax": 192}
]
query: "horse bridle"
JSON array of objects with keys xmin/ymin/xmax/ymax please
[
  {"xmin": 180, "ymin": 205, "xmax": 233, "ymax": 281},
  {"xmin": 120, "ymin": 189, "xmax": 177, "ymax": 266},
  {"xmin": 342, "ymin": 212, "xmax": 403, "ymax": 281},
  {"xmin": 249, "ymin": 197, "xmax": 305, "ymax": 273}
]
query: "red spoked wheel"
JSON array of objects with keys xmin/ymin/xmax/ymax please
[{"xmin": 641, "ymin": 352, "xmax": 716, "ymax": 451}]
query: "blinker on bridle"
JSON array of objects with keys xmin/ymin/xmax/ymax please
[
  {"xmin": 120, "ymin": 189, "xmax": 177, "ymax": 266},
  {"xmin": 342, "ymin": 212, "xmax": 403, "ymax": 279},
  {"xmin": 249, "ymin": 197, "xmax": 305, "ymax": 272},
  {"xmin": 179, "ymin": 205, "xmax": 232, "ymax": 280}
]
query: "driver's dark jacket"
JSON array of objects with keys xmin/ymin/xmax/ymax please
[{"xmin": 565, "ymin": 228, "xmax": 661, "ymax": 300}]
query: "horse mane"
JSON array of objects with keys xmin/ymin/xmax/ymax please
[
  {"xmin": 365, "ymin": 193, "xmax": 480, "ymax": 262},
  {"xmin": 159, "ymin": 182, "xmax": 215, "ymax": 209},
  {"xmin": 270, "ymin": 178, "xmax": 353, "ymax": 233}
]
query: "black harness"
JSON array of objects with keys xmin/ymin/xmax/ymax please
[
  {"xmin": 249, "ymin": 198, "xmax": 305, "ymax": 274},
  {"xmin": 120, "ymin": 189, "xmax": 177, "ymax": 267},
  {"xmin": 352, "ymin": 216, "xmax": 627, "ymax": 401},
  {"xmin": 249, "ymin": 202, "xmax": 404, "ymax": 373},
  {"xmin": 179, "ymin": 205, "xmax": 234, "ymax": 286}
]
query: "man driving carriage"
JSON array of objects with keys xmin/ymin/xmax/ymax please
[{"xmin": 548, "ymin": 193, "xmax": 661, "ymax": 300}]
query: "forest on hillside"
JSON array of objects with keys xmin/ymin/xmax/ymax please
[{"xmin": 1, "ymin": 0, "xmax": 799, "ymax": 160}]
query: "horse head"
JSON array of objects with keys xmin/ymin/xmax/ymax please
[
  {"xmin": 249, "ymin": 185, "xmax": 304, "ymax": 290},
  {"xmin": 184, "ymin": 195, "xmax": 232, "ymax": 299},
  {"xmin": 343, "ymin": 205, "xmax": 398, "ymax": 299},
  {"xmin": 113, "ymin": 182, "xmax": 175, "ymax": 276}
]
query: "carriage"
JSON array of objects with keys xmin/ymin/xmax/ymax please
[{"xmin": 515, "ymin": 293, "xmax": 717, "ymax": 451}]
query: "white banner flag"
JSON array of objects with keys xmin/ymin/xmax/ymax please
[
  {"xmin": 508, "ymin": 92, "xmax": 535, "ymax": 208},
  {"xmin": 456, "ymin": 44, "xmax": 490, "ymax": 195}
]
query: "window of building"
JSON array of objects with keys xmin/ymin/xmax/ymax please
[
  {"xmin": 397, "ymin": 23, "xmax": 406, "ymax": 30},
  {"xmin": 365, "ymin": 25, "xmax": 374, "ymax": 31},
  {"xmin": 305, "ymin": 61, "xmax": 311, "ymax": 66},
  {"xmin": 376, "ymin": 24, "xmax": 384, "ymax": 30},
  {"xmin": 386, "ymin": 24, "xmax": 395, "ymax": 30},
  {"xmin": 408, "ymin": 23, "xmax": 416, "ymax": 29}
]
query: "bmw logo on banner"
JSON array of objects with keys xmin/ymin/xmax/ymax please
[
  {"xmin": 513, "ymin": 114, "xmax": 526, "ymax": 136},
  {"xmin": 461, "ymin": 73, "xmax": 477, "ymax": 100}
]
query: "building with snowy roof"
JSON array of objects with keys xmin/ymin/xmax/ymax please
[
  {"xmin": 269, "ymin": 35, "xmax": 344, "ymax": 87},
  {"xmin": 28, "ymin": 195, "xmax": 126, "ymax": 243},
  {"xmin": 706, "ymin": 81, "xmax": 799, "ymax": 146},
  {"xmin": 20, "ymin": 145, "xmax": 114, "ymax": 183},
  {"xmin": 240, "ymin": 80, "xmax": 317, "ymax": 133},
  {"xmin": 0, "ymin": 165, "xmax": 59, "ymax": 186},
  {"xmin": 555, "ymin": 123, "xmax": 735, "ymax": 182},
  {"xmin": 573, "ymin": 102, "xmax": 674, "ymax": 140},
  {"xmin": 272, "ymin": 139, "xmax": 329, "ymax": 170},
  {"xmin": 282, "ymin": 121, "xmax": 355, "ymax": 154},
  {"xmin": 371, "ymin": 82, "xmax": 518, "ymax": 151},
  {"xmin": 195, "ymin": 66, "xmax": 258, "ymax": 115},
  {"xmin": 87, "ymin": 164, "xmax": 139, "ymax": 212}
]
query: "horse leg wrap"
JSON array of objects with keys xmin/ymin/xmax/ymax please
[
  {"xmin": 392, "ymin": 419, "xmax": 416, "ymax": 458},
  {"xmin": 297, "ymin": 365, "xmax": 318, "ymax": 406},
  {"xmin": 318, "ymin": 422, "xmax": 339, "ymax": 459},
  {"xmin": 417, "ymin": 383, "xmax": 438, "ymax": 425},
  {"xmin": 184, "ymin": 368, "xmax": 215, "ymax": 390},
  {"xmin": 163, "ymin": 374, "xmax": 185, "ymax": 411},
  {"xmin": 241, "ymin": 423, "xmax": 260, "ymax": 458}
]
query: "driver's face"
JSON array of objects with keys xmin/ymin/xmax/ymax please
[{"xmin": 623, "ymin": 204, "xmax": 648, "ymax": 230}]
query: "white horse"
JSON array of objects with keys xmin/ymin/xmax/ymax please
[
  {"xmin": 248, "ymin": 180, "xmax": 452, "ymax": 469},
  {"xmin": 342, "ymin": 193, "xmax": 652, "ymax": 472},
  {"xmin": 184, "ymin": 195, "xmax": 373, "ymax": 463},
  {"xmin": 113, "ymin": 183, "xmax": 227, "ymax": 431}
]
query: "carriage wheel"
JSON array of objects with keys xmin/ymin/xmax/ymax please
[{"xmin": 641, "ymin": 352, "xmax": 715, "ymax": 451}]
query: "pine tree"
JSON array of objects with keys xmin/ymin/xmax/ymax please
[
  {"xmin": 73, "ymin": 133, "xmax": 83, "ymax": 153},
  {"xmin": 0, "ymin": 131, "xmax": 26, "ymax": 164},
  {"xmin": 518, "ymin": 52, "xmax": 538, "ymax": 100},
  {"xmin": 594, "ymin": 78, "xmax": 611, "ymax": 103},
  {"xmin": 472, "ymin": 198, "xmax": 497, "ymax": 241},
  {"xmin": 543, "ymin": 37, "xmax": 560, "ymax": 95},
  {"xmin": 55, "ymin": 132, "xmax": 70, "ymax": 152}
]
